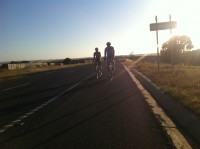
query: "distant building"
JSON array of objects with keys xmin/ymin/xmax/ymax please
[
  {"xmin": 0, "ymin": 62, "xmax": 48, "ymax": 70},
  {"xmin": 48, "ymin": 62, "xmax": 63, "ymax": 66},
  {"xmin": 8, "ymin": 63, "xmax": 30, "ymax": 70}
]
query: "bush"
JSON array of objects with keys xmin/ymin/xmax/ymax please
[{"xmin": 63, "ymin": 58, "xmax": 71, "ymax": 64}]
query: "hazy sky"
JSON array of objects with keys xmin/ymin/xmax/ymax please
[{"xmin": 1, "ymin": 0, "xmax": 200, "ymax": 61}]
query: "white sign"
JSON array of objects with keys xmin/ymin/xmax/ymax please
[{"xmin": 150, "ymin": 21, "xmax": 177, "ymax": 31}]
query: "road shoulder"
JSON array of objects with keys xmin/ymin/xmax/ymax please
[{"xmin": 123, "ymin": 65, "xmax": 193, "ymax": 149}]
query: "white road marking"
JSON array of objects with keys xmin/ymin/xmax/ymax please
[
  {"xmin": 0, "ymin": 130, "xmax": 5, "ymax": 133},
  {"xmin": 2, "ymin": 83, "xmax": 31, "ymax": 92},
  {"xmin": 36, "ymin": 105, "xmax": 44, "ymax": 109},
  {"xmin": 31, "ymin": 109, "xmax": 39, "ymax": 112},
  {"xmin": 4, "ymin": 125, "xmax": 13, "ymax": 128},
  {"xmin": 19, "ymin": 115, "xmax": 28, "ymax": 119},
  {"xmin": 26, "ymin": 112, "xmax": 34, "ymax": 115},
  {"xmin": 124, "ymin": 65, "xmax": 192, "ymax": 149},
  {"xmin": 12, "ymin": 120, "xmax": 21, "ymax": 123},
  {"xmin": 42, "ymin": 103, "xmax": 48, "ymax": 106},
  {"xmin": 0, "ymin": 73, "xmax": 95, "ymax": 134}
]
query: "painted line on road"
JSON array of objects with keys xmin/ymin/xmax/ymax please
[
  {"xmin": 1, "ymin": 83, "xmax": 31, "ymax": 92},
  {"xmin": 123, "ymin": 65, "xmax": 192, "ymax": 149},
  {"xmin": 0, "ymin": 73, "xmax": 95, "ymax": 134}
]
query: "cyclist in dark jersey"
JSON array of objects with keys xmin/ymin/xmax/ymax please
[
  {"xmin": 104, "ymin": 42, "xmax": 115, "ymax": 72},
  {"xmin": 93, "ymin": 47, "xmax": 102, "ymax": 77}
]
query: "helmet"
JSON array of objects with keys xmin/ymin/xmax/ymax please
[
  {"xmin": 95, "ymin": 47, "xmax": 98, "ymax": 51},
  {"xmin": 106, "ymin": 42, "xmax": 111, "ymax": 46}
]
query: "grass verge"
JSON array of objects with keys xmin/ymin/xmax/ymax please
[{"xmin": 123, "ymin": 59, "xmax": 200, "ymax": 117}]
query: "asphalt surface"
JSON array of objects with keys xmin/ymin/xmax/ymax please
[
  {"xmin": 131, "ymin": 68, "xmax": 200, "ymax": 148},
  {"xmin": 0, "ymin": 62, "xmax": 176, "ymax": 149}
]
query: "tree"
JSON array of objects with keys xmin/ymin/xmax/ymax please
[
  {"xmin": 63, "ymin": 58, "xmax": 71, "ymax": 64},
  {"xmin": 160, "ymin": 35, "xmax": 193, "ymax": 64}
]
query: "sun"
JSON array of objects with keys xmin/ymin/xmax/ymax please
[{"xmin": 149, "ymin": 0, "xmax": 200, "ymax": 49}]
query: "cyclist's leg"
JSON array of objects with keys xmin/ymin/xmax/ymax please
[
  {"xmin": 107, "ymin": 60, "xmax": 110, "ymax": 76},
  {"xmin": 97, "ymin": 63, "xmax": 99, "ymax": 78},
  {"xmin": 95, "ymin": 61, "xmax": 99, "ymax": 78},
  {"xmin": 109, "ymin": 60, "xmax": 113, "ymax": 78},
  {"xmin": 109, "ymin": 60, "xmax": 113, "ymax": 81},
  {"xmin": 94, "ymin": 61, "xmax": 96, "ymax": 71},
  {"xmin": 99, "ymin": 61, "xmax": 102, "ymax": 75},
  {"xmin": 106, "ymin": 60, "xmax": 109, "ymax": 73},
  {"xmin": 112, "ymin": 60, "xmax": 115, "ymax": 71}
]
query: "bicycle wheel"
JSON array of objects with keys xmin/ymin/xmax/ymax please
[
  {"xmin": 96, "ymin": 65, "xmax": 99, "ymax": 78},
  {"xmin": 108, "ymin": 64, "xmax": 113, "ymax": 81}
]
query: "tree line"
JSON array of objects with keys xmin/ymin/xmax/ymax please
[
  {"xmin": 160, "ymin": 35, "xmax": 200, "ymax": 65},
  {"xmin": 63, "ymin": 58, "xmax": 85, "ymax": 64}
]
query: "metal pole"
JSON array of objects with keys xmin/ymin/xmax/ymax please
[
  {"xmin": 169, "ymin": 14, "xmax": 174, "ymax": 71},
  {"xmin": 155, "ymin": 16, "xmax": 160, "ymax": 72}
]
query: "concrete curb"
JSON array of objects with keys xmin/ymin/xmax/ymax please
[{"xmin": 130, "ymin": 68, "xmax": 200, "ymax": 146}]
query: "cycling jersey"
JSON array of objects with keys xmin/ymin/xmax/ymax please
[
  {"xmin": 105, "ymin": 45, "xmax": 115, "ymax": 72},
  {"xmin": 105, "ymin": 46, "xmax": 115, "ymax": 60},
  {"xmin": 94, "ymin": 51, "xmax": 101, "ymax": 61}
]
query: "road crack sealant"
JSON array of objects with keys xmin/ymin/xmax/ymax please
[{"xmin": 0, "ymin": 73, "xmax": 94, "ymax": 134}]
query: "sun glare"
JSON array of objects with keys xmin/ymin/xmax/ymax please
[
  {"xmin": 151, "ymin": 0, "xmax": 200, "ymax": 49},
  {"xmin": 90, "ymin": 0, "xmax": 200, "ymax": 57},
  {"xmin": 143, "ymin": 0, "xmax": 200, "ymax": 55}
]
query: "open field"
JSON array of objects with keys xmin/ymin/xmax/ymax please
[
  {"xmin": 0, "ymin": 63, "xmax": 90, "ymax": 82},
  {"xmin": 124, "ymin": 60, "xmax": 200, "ymax": 117}
]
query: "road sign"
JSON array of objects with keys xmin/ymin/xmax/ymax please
[{"xmin": 150, "ymin": 21, "xmax": 177, "ymax": 31}]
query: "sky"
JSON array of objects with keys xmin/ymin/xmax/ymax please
[{"xmin": 1, "ymin": 0, "xmax": 200, "ymax": 62}]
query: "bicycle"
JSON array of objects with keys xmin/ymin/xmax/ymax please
[
  {"xmin": 107, "ymin": 60, "xmax": 115, "ymax": 81},
  {"xmin": 95, "ymin": 62, "xmax": 102, "ymax": 79}
]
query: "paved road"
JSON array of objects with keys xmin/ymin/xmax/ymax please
[{"xmin": 0, "ymin": 62, "xmax": 175, "ymax": 149}]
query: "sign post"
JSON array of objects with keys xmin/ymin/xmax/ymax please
[
  {"xmin": 150, "ymin": 16, "xmax": 177, "ymax": 72},
  {"xmin": 155, "ymin": 16, "xmax": 160, "ymax": 72},
  {"xmin": 169, "ymin": 15, "xmax": 174, "ymax": 71}
]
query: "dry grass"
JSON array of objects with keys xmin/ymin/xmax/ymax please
[
  {"xmin": 124, "ymin": 60, "xmax": 200, "ymax": 116},
  {"xmin": 0, "ymin": 63, "xmax": 89, "ymax": 82}
]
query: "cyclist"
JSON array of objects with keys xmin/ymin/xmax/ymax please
[
  {"xmin": 93, "ymin": 47, "xmax": 102, "ymax": 78},
  {"xmin": 104, "ymin": 42, "xmax": 115, "ymax": 74}
]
